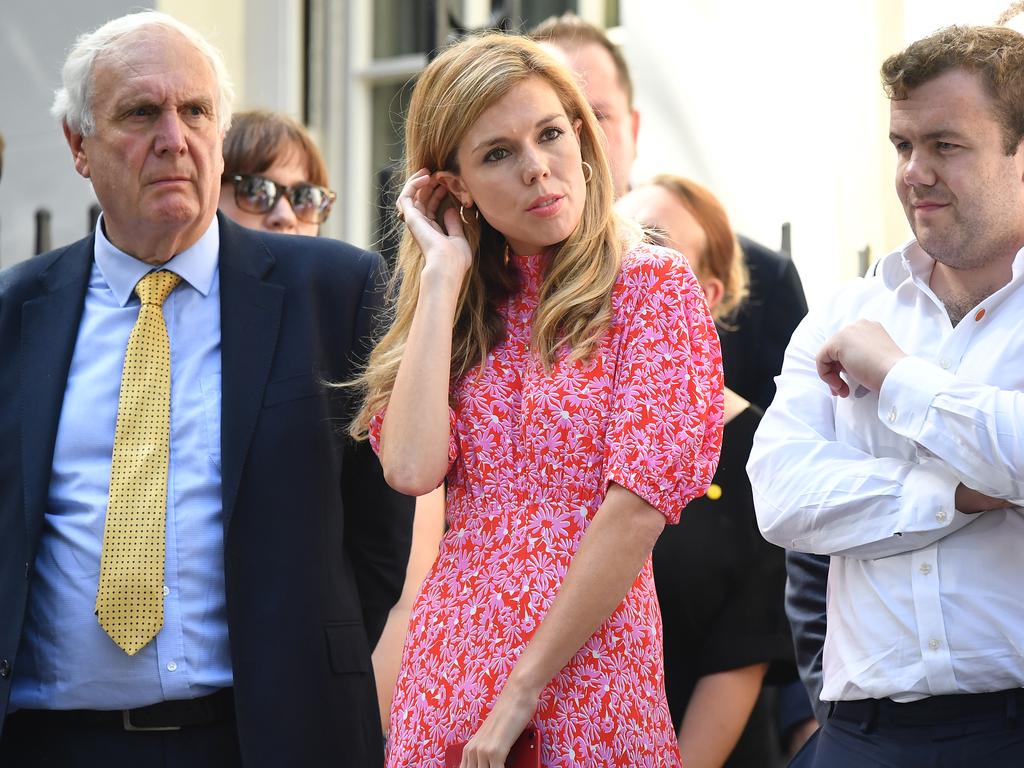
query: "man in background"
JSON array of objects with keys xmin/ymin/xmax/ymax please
[{"xmin": 531, "ymin": 12, "xmax": 807, "ymax": 412}]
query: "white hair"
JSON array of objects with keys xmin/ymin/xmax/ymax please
[{"xmin": 51, "ymin": 10, "xmax": 234, "ymax": 136}]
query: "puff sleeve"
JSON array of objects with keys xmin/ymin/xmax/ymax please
[{"xmin": 601, "ymin": 247, "xmax": 724, "ymax": 523}]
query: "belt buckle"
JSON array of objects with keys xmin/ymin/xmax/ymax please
[{"xmin": 122, "ymin": 709, "xmax": 181, "ymax": 732}]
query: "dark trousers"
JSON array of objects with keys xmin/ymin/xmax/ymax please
[
  {"xmin": 0, "ymin": 691, "xmax": 242, "ymax": 767},
  {"xmin": 789, "ymin": 690, "xmax": 1024, "ymax": 768}
]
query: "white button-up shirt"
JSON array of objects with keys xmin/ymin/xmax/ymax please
[{"xmin": 748, "ymin": 239, "xmax": 1024, "ymax": 704}]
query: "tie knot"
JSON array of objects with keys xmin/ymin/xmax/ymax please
[{"xmin": 135, "ymin": 271, "xmax": 182, "ymax": 307}]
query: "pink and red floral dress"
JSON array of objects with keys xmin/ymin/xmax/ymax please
[{"xmin": 373, "ymin": 243, "xmax": 723, "ymax": 767}]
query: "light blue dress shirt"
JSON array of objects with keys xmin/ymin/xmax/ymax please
[{"xmin": 11, "ymin": 217, "xmax": 232, "ymax": 710}]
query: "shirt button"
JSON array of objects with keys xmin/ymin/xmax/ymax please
[
  {"xmin": 887, "ymin": 406, "xmax": 897, "ymax": 423},
  {"xmin": 166, "ymin": 661, "xmax": 178, "ymax": 672},
  {"xmin": 0, "ymin": 659, "xmax": 10, "ymax": 679},
  {"xmin": 939, "ymin": 359, "xmax": 951, "ymax": 370},
  {"xmin": 928, "ymin": 639, "xmax": 940, "ymax": 651},
  {"xmin": 936, "ymin": 508, "xmax": 948, "ymax": 523},
  {"xmin": 974, "ymin": 308, "xmax": 986, "ymax": 322},
  {"xmin": 162, "ymin": 585, "xmax": 170, "ymax": 597},
  {"xmin": 919, "ymin": 563, "xmax": 932, "ymax": 575}
]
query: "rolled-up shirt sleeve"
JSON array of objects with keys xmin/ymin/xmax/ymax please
[
  {"xmin": 879, "ymin": 355, "xmax": 1024, "ymax": 505},
  {"xmin": 748, "ymin": 309, "xmax": 972, "ymax": 560}
]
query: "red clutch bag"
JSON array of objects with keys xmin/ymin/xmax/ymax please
[{"xmin": 444, "ymin": 727, "xmax": 541, "ymax": 768}]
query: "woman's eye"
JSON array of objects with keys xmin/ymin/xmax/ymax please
[
  {"xmin": 484, "ymin": 147, "xmax": 510, "ymax": 162},
  {"xmin": 541, "ymin": 127, "xmax": 564, "ymax": 141}
]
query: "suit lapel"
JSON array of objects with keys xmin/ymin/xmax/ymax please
[
  {"xmin": 217, "ymin": 216, "xmax": 284, "ymax": 530},
  {"xmin": 20, "ymin": 239, "xmax": 93, "ymax": 545}
]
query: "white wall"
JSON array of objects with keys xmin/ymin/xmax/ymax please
[
  {"xmin": 0, "ymin": 0, "xmax": 135, "ymax": 267},
  {"xmin": 2, "ymin": 0, "xmax": 1020, "ymax": 283},
  {"xmin": 623, "ymin": 0, "xmax": 1020, "ymax": 308}
]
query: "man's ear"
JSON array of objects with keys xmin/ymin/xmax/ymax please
[
  {"xmin": 64, "ymin": 122, "xmax": 91, "ymax": 179},
  {"xmin": 435, "ymin": 170, "xmax": 470, "ymax": 207}
]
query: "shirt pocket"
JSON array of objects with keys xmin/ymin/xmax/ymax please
[{"xmin": 200, "ymin": 373, "xmax": 222, "ymax": 471}]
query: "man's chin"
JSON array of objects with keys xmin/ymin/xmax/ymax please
[{"xmin": 149, "ymin": 202, "xmax": 209, "ymax": 231}]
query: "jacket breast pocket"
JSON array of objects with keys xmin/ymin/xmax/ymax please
[
  {"xmin": 325, "ymin": 621, "xmax": 371, "ymax": 675},
  {"xmin": 263, "ymin": 374, "xmax": 321, "ymax": 408}
]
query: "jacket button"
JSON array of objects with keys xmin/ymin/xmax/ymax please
[{"xmin": 0, "ymin": 659, "xmax": 10, "ymax": 679}]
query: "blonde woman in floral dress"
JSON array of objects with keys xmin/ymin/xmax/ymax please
[{"xmin": 350, "ymin": 33, "xmax": 723, "ymax": 768}]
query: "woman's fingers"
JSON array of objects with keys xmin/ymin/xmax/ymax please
[
  {"xmin": 460, "ymin": 741, "xmax": 505, "ymax": 768},
  {"xmin": 442, "ymin": 206, "xmax": 464, "ymax": 240},
  {"xmin": 395, "ymin": 169, "xmax": 433, "ymax": 222},
  {"xmin": 425, "ymin": 182, "xmax": 448, "ymax": 220}
]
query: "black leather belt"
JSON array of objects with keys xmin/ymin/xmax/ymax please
[
  {"xmin": 830, "ymin": 688, "xmax": 1024, "ymax": 727},
  {"xmin": 8, "ymin": 687, "xmax": 234, "ymax": 732}
]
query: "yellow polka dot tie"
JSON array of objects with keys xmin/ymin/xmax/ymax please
[{"xmin": 96, "ymin": 270, "xmax": 181, "ymax": 655}]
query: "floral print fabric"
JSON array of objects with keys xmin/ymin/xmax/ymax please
[{"xmin": 373, "ymin": 243, "xmax": 723, "ymax": 767}]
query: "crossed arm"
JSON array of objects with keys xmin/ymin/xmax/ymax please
[{"xmin": 750, "ymin": 317, "xmax": 1017, "ymax": 559}]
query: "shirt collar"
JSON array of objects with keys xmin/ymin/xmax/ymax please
[
  {"xmin": 94, "ymin": 215, "xmax": 220, "ymax": 307},
  {"xmin": 878, "ymin": 238, "xmax": 1024, "ymax": 291}
]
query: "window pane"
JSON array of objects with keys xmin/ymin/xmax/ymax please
[
  {"xmin": 516, "ymin": 0, "xmax": 576, "ymax": 31},
  {"xmin": 374, "ymin": 0, "xmax": 436, "ymax": 58},
  {"xmin": 604, "ymin": 0, "xmax": 619, "ymax": 28}
]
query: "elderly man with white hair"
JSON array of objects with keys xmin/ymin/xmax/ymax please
[{"xmin": 0, "ymin": 11, "xmax": 413, "ymax": 767}]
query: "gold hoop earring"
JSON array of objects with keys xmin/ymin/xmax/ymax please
[
  {"xmin": 459, "ymin": 204, "xmax": 479, "ymax": 225},
  {"xmin": 581, "ymin": 161, "xmax": 593, "ymax": 183}
]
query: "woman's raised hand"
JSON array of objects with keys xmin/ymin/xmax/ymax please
[{"xmin": 397, "ymin": 169, "xmax": 473, "ymax": 296}]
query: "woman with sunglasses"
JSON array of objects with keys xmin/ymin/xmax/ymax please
[
  {"xmin": 349, "ymin": 33, "xmax": 723, "ymax": 767},
  {"xmin": 219, "ymin": 110, "xmax": 336, "ymax": 236}
]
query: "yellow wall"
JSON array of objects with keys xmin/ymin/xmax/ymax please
[{"xmin": 157, "ymin": 0, "xmax": 247, "ymax": 106}]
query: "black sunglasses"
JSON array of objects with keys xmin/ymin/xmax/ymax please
[{"xmin": 227, "ymin": 174, "xmax": 336, "ymax": 225}]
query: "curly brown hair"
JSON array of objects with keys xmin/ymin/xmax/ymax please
[
  {"xmin": 881, "ymin": 25, "xmax": 1024, "ymax": 154},
  {"xmin": 996, "ymin": 1, "xmax": 1024, "ymax": 26}
]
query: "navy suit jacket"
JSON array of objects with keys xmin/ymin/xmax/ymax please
[{"xmin": 0, "ymin": 214, "xmax": 414, "ymax": 766}]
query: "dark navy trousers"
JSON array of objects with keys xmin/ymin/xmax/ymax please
[{"xmin": 789, "ymin": 690, "xmax": 1024, "ymax": 768}]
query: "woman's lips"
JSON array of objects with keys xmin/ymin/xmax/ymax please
[{"xmin": 527, "ymin": 194, "xmax": 565, "ymax": 217}]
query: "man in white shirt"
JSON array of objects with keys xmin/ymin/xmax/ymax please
[{"xmin": 748, "ymin": 24, "xmax": 1024, "ymax": 767}]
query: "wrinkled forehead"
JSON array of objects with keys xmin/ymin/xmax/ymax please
[{"xmin": 92, "ymin": 26, "xmax": 214, "ymax": 99}]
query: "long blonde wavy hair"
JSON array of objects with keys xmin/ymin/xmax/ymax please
[{"xmin": 350, "ymin": 33, "xmax": 634, "ymax": 440}]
